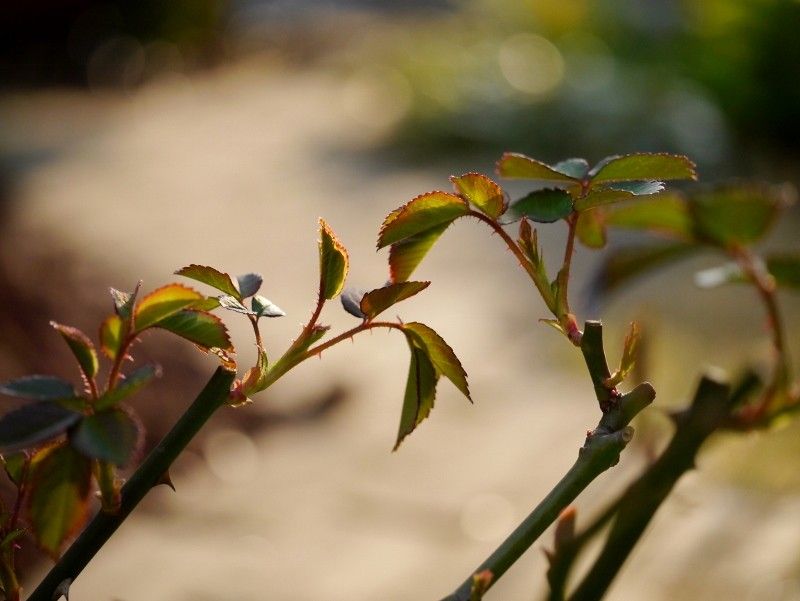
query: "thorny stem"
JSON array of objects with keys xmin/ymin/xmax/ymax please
[
  {"xmin": 105, "ymin": 334, "xmax": 136, "ymax": 392},
  {"xmin": 302, "ymin": 321, "xmax": 405, "ymax": 360}
]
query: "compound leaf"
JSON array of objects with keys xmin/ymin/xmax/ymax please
[
  {"xmin": 590, "ymin": 153, "xmax": 697, "ymax": 184},
  {"xmin": 50, "ymin": 322, "xmax": 98, "ymax": 380},
  {"xmin": 377, "ymin": 192, "xmax": 468, "ymax": 249},
  {"xmin": 175, "ymin": 265, "xmax": 240, "ymax": 299},
  {"xmin": 319, "ymin": 219, "xmax": 349, "ymax": 300},
  {"xmin": 361, "ymin": 281, "xmax": 430, "ymax": 320},
  {"xmin": 496, "ymin": 153, "xmax": 579, "ymax": 184},
  {"xmin": 450, "ymin": 172, "xmax": 506, "ymax": 219},
  {"xmin": 71, "ymin": 408, "xmax": 142, "ymax": 466},
  {"xmin": 0, "ymin": 402, "xmax": 81, "ymax": 453},
  {"xmin": 156, "ymin": 310, "xmax": 233, "ymax": 351},
  {"xmin": 134, "ymin": 284, "xmax": 204, "ymax": 331},
  {"xmin": 0, "ymin": 376, "xmax": 75, "ymax": 401}
]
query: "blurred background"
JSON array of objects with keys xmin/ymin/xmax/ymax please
[{"xmin": 1, "ymin": 1, "xmax": 800, "ymax": 599}]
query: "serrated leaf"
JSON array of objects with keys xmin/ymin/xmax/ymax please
[
  {"xmin": 604, "ymin": 193, "xmax": 694, "ymax": 240},
  {"xmin": 156, "ymin": 310, "xmax": 233, "ymax": 351},
  {"xmin": 503, "ymin": 189, "xmax": 573, "ymax": 224},
  {"xmin": 388, "ymin": 222, "xmax": 451, "ymax": 283},
  {"xmin": 134, "ymin": 284, "xmax": 204, "ymax": 330},
  {"xmin": 609, "ymin": 181, "xmax": 666, "ymax": 195},
  {"xmin": 251, "ymin": 295, "xmax": 285, "ymax": 318},
  {"xmin": 26, "ymin": 444, "xmax": 92, "ymax": 559},
  {"xmin": 319, "ymin": 219, "xmax": 350, "ymax": 300},
  {"xmin": 590, "ymin": 243, "xmax": 698, "ymax": 301},
  {"xmin": 236, "ymin": 273, "xmax": 263, "ymax": 299},
  {"xmin": 71, "ymin": 409, "xmax": 142, "ymax": 466},
  {"xmin": 50, "ymin": 322, "xmax": 99, "ymax": 380},
  {"xmin": 576, "ymin": 182, "xmax": 664, "ymax": 212},
  {"xmin": 496, "ymin": 153, "xmax": 579, "ymax": 184},
  {"xmin": 341, "ymin": 288, "xmax": 366, "ymax": 319},
  {"xmin": 767, "ymin": 254, "xmax": 800, "ymax": 289},
  {"xmin": 450, "ymin": 172, "xmax": 506, "ymax": 219},
  {"xmin": 553, "ymin": 158, "xmax": 590, "ymax": 179},
  {"xmin": 575, "ymin": 209, "xmax": 607, "ymax": 249},
  {"xmin": 361, "ymin": 282, "xmax": 430, "ymax": 320},
  {"xmin": 394, "ymin": 344, "xmax": 438, "ymax": 451},
  {"xmin": 402, "ymin": 322, "xmax": 470, "ymax": 400},
  {"xmin": 2, "ymin": 452, "xmax": 27, "ymax": 486},
  {"xmin": 590, "ymin": 153, "xmax": 697, "ymax": 184},
  {"xmin": 377, "ymin": 192, "xmax": 468, "ymax": 249},
  {"xmin": 110, "ymin": 282, "xmax": 140, "ymax": 319},
  {"xmin": 690, "ymin": 184, "xmax": 785, "ymax": 247},
  {"xmin": 95, "ymin": 364, "xmax": 161, "ymax": 410},
  {"xmin": 0, "ymin": 402, "xmax": 81, "ymax": 454},
  {"xmin": 217, "ymin": 295, "xmax": 253, "ymax": 315},
  {"xmin": 175, "ymin": 264, "xmax": 240, "ymax": 298},
  {"xmin": 99, "ymin": 314, "xmax": 124, "ymax": 360},
  {"xmin": 0, "ymin": 376, "xmax": 75, "ymax": 401}
]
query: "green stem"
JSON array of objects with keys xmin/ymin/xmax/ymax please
[{"xmin": 27, "ymin": 367, "xmax": 236, "ymax": 601}]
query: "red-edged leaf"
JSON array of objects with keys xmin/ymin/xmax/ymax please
[
  {"xmin": 133, "ymin": 284, "xmax": 204, "ymax": 330},
  {"xmin": 99, "ymin": 314, "xmax": 124, "ymax": 360},
  {"xmin": 319, "ymin": 219, "xmax": 349, "ymax": 300},
  {"xmin": 402, "ymin": 322, "xmax": 470, "ymax": 400},
  {"xmin": 156, "ymin": 309, "xmax": 233, "ymax": 351},
  {"xmin": 496, "ymin": 153, "xmax": 580, "ymax": 184},
  {"xmin": 377, "ymin": 191, "xmax": 468, "ymax": 249},
  {"xmin": 26, "ymin": 444, "xmax": 92, "ymax": 559},
  {"xmin": 394, "ymin": 344, "xmax": 437, "ymax": 451},
  {"xmin": 360, "ymin": 281, "xmax": 430, "ymax": 320},
  {"xmin": 604, "ymin": 193, "xmax": 695, "ymax": 240},
  {"xmin": 50, "ymin": 322, "xmax": 99, "ymax": 380},
  {"xmin": 71, "ymin": 408, "xmax": 143, "ymax": 466},
  {"xmin": 590, "ymin": 153, "xmax": 697, "ymax": 184},
  {"xmin": 450, "ymin": 172, "xmax": 506, "ymax": 219},
  {"xmin": 175, "ymin": 264, "xmax": 240, "ymax": 299},
  {"xmin": 388, "ymin": 222, "xmax": 451, "ymax": 283}
]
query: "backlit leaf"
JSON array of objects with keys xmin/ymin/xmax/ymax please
[
  {"xmin": 0, "ymin": 402, "xmax": 81, "ymax": 453},
  {"xmin": 388, "ymin": 222, "xmax": 451, "ymax": 283},
  {"xmin": 156, "ymin": 310, "xmax": 233, "ymax": 351},
  {"xmin": 50, "ymin": 322, "xmax": 99, "ymax": 380},
  {"xmin": 218, "ymin": 295, "xmax": 253, "ymax": 315},
  {"xmin": 377, "ymin": 192, "xmax": 468, "ymax": 248},
  {"xmin": 2, "ymin": 453, "xmax": 27, "ymax": 486},
  {"xmin": 575, "ymin": 182, "xmax": 665, "ymax": 212},
  {"xmin": 26, "ymin": 444, "xmax": 92, "ymax": 559},
  {"xmin": 175, "ymin": 264, "xmax": 240, "ymax": 298},
  {"xmin": 450, "ymin": 172, "xmax": 506, "ymax": 219},
  {"xmin": 609, "ymin": 181, "xmax": 666, "ymax": 195},
  {"xmin": 0, "ymin": 376, "xmax": 75, "ymax": 401},
  {"xmin": 319, "ymin": 219, "xmax": 349, "ymax": 300},
  {"xmin": 341, "ymin": 288, "xmax": 366, "ymax": 319},
  {"xmin": 71, "ymin": 408, "xmax": 142, "ymax": 466},
  {"xmin": 361, "ymin": 281, "xmax": 430, "ymax": 320},
  {"xmin": 590, "ymin": 153, "xmax": 697, "ymax": 184},
  {"xmin": 95, "ymin": 364, "xmax": 161, "ymax": 410},
  {"xmin": 110, "ymin": 282, "xmax": 140, "ymax": 319},
  {"xmin": 402, "ymin": 322, "xmax": 470, "ymax": 400},
  {"xmin": 496, "ymin": 153, "xmax": 579, "ymax": 184},
  {"xmin": 394, "ymin": 344, "xmax": 437, "ymax": 451},
  {"xmin": 553, "ymin": 158, "xmax": 590, "ymax": 179},
  {"xmin": 99, "ymin": 314, "xmax": 124, "ymax": 360},
  {"xmin": 604, "ymin": 193, "xmax": 694, "ymax": 240},
  {"xmin": 503, "ymin": 189, "xmax": 573, "ymax": 223},
  {"xmin": 575, "ymin": 209, "xmax": 607, "ymax": 249},
  {"xmin": 767, "ymin": 254, "xmax": 800, "ymax": 289},
  {"xmin": 134, "ymin": 284, "xmax": 204, "ymax": 330},
  {"xmin": 251, "ymin": 295, "xmax": 285, "ymax": 318},
  {"xmin": 236, "ymin": 273, "xmax": 263, "ymax": 299}
]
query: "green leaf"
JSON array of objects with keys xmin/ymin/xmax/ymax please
[
  {"xmin": 360, "ymin": 281, "xmax": 430, "ymax": 320},
  {"xmin": 590, "ymin": 153, "xmax": 697, "ymax": 184},
  {"xmin": 0, "ymin": 402, "xmax": 81, "ymax": 454},
  {"xmin": 503, "ymin": 189, "xmax": 573, "ymax": 223},
  {"xmin": 236, "ymin": 273, "xmax": 263, "ymax": 299},
  {"xmin": 340, "ymin": 288, "xmax": 366, "ymax": 319},
  {"xmin": 109, "ymin": 282, "xmax": 140, "ymax": 319},
  {"xmin": 450, "ymin": 172, "xmax": 506, "ymax": 219},
  {"xmin": 0, "ymin": 376, "xmax": 75, "ymax": 401},
  {"xmin": 26, "ymin": 444, "xmax": 92, "ymax": 559},
  {"xmin": 319, "ymin": 219, "xmax": 350, "ymax": 300},
  {"xmin": 71, "ymin": 409, "xmax": 142, "ymax": 466},
  {"xmin": 608, "ymin": 181, "xmax": 666, "ymax": 195},
  {"xmin": 251, "ymin": 295, "xmax": 285, "ymax": 318},
  {"xmin": 95, "ymin": 364, "xmax": 161, "ymax": 410},
  {"xmin": 606, "ymin": 322, "xmax": 641, "ymax": 387},
  {"xmin": 553, "ymin": 158, "xmax": 590, "ymax": 179},
  {"xmin": 50, "ymin": 322, "xmax": 99, "ymax": 380},
  {"xmin": 394, "ymin": 344, "xmax": 438, "ymax": 451},
  {"xmin": 767, "ymin": 254, "xmax": 800, "ymax": 289},
  {"xmin": 388, "ymin": 222, "xmax": 451, "ymax": 283},
  {"xmin": 575, "ymin": 209, "xmax": 607, "ymax": 249},
  {"xmin": 133, "ymin": 284, "xmax": 204, "ymax": 330},
  {"xmin": 156, "ymin": 310, "xmax": 233, "ymax": 351},
  {"xmin": 377, "ymin": 192, "xmax": 468, "ymax": 248},
  {"xmin": 689, "ymin": 184, "xmax": 786, "ymax": 247},
  {"xmin": 591, "ymin": 243, "xmax": 699, "ymax": 301},
  {"xmin": 99, "ymin": 314, "xmax": 124, "ymax": 360},
  {"xmin": 496, "ymin": 153, "xmax": 579, "ymax": 184},
  {"xmin": 402, "ymin": 322, "xmax": 470, "ymax": 400},
  {"xmin": 2, "ymin": 452, "xmax": 28, "ymax": 486},
  {"xmin": 604, "ymin": 193, "xmax": 695, "ymax": 240},
  {"xmin": 575, "ymin": 182, "xmax": 665, "ymax": 212},
  {"xmin": 175, "ymin": 265, "xmax": 240, "ymax": 299}
]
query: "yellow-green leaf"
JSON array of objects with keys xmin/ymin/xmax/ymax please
[
  {"xmin": 590, "ymin": 153, "xmax": 697, "ymax": 184},
  {"xmin": 394, "ymin": 344, "xmax": 437, "ymax": 451},
  {"xmin": 451, "ymin": 172, "xmax": 506, "ymax": 219},
  {"xmin": 360, "ymin": 281, "xmax": 430, "ymax": 320},
  {"xmin": 156, "ymin": 310, "xmax": 233, "ymax": 351},
  {"xmin": 377, "ymin": 192, "xmax": 468, "ymax": 249},
  {"xmin": 26, "ymin": 444, "xmax": 92, "ymax": 559},
  {"xmin": 604, "ymin": 193, "xmax": 695, "ymax": 240},
  {"xmin": 95, "ymin": 364, "xmax": 161, "ymax": 410},
  {"xmin": 133, "ymin": 284, "xmax": 204, "ymax": 331},
  {"xmin": 50, "ymin": 322, "xmax": 99, "ymax": 380},
  {"xmin": 319, "ymin": 219, "xmax": 349, "ymax": 300},
  {"xmin": 575, "ymin": 209, "xmax": 607, "ymax": 249},
  {"xmin": 402, "ymin": 322, "xmax": 470, "ymax": 400},
  {"xmin": 388, "ymin": 222, "xmax": 451, "ymax": 283},
  {"xmin": 175, "ymin": 264, "xmax": 240, "ymax": 299},
  {"xmin": 99, "ymin": 314, "xmax": 124, "ymax": 360},
  {"xmin": 496, "ymin": 153, "xmax": 579, "ymax": 184}
]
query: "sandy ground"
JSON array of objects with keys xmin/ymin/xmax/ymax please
[{"xmin": 2, "ymin": 60, "xmax": 800, "ymax": 600}]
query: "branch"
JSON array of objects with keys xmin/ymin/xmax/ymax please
[
  {"xmin": 27, "ymin": 367, "xmax": 236, "ymax": 601},
  {"xmin": 440, "ymin": 322, "xmax": 655, "ymax": 601}
]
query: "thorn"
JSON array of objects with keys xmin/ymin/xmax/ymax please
[
  {"xmin": 156, "ymin": 471, "xmax": 176, "ymax": 491},
  {"xmin": 54, "ymin": 578, "xmax": 71, "ymax": 600}
]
